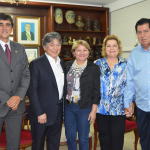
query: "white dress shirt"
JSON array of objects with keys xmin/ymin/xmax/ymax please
[
  {"xmin": 45, "ymin": 53, "xmax": 64, "ymax": 100},
  {"xmin": 0, "ymin": 40, "xmax": 11, "ymax": 52}
]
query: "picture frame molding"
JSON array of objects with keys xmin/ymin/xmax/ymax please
[
  {"xmin": 16, "ymin": 16, "xmax": 40, "ymax": 46},
  {"xmin": 25, "ymin": 47, "xmax": 39, "ymax": 63}
]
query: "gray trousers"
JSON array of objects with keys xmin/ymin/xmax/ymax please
[{"xmin": 0, "ymin": 110, "xmax": 22, "ymax": 150}]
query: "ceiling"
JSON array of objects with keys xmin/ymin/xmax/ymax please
[{"xmin": 32, "ymin": 0, "xmax": 118, "ymax": 6}]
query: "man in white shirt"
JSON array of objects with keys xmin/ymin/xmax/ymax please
[{"xmin": 28, "ymin": 32, "xmax": 65, "ymax": 150}]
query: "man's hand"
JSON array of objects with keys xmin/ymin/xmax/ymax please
[
  {"xmin": 125, "ymin": 103, "xmax": 134, "ymax": 118},
  {"xmin": 7, "ymin": 96, "xmax": 21, "ymax": 110},
  {"xmin": 38, "ymin": 113, "xmax": 47, "ymax": 124}
]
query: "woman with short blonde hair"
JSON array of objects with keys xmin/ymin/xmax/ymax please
[
  {"xmin": 101, "ymin": 34, "xmax": 122, "ymax": 57},
  {"xmin": 64, "ymin": 40, "xmax": 100, "ymax": 150},
  {"xmin": 95, "ymin": 35, "xmax": 127, "ymax": 150}
]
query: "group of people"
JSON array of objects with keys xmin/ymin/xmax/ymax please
[{"xmin": 0, "ymin": 12, "xmax": 149, "ymax": 150}]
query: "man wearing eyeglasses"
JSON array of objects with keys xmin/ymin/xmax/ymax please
[{"xmin": 0, "ymin": 13, "xmax": 30, "ymax": 150}]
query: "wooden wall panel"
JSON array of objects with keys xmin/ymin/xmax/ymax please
[{"xmin": 0, "ymin": 3, "xmax": 50, "ymax": 55}]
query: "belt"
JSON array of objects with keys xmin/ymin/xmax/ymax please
[{"xmin": 66, "ymin": 99, "xmax": 78, "ymax": 104}]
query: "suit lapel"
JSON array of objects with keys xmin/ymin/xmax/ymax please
[
  {"xmin": 60, "ymin": 59, "xmax": 65, "ymax": 75},
  {"xmin": 0, "ymin": 41, "xmax": 19, "ymax": 67},
  {"xmin": 10, "ymin": 41, "xmax": 19, "ymax": 68}
]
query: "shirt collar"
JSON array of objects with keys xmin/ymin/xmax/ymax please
[
  {"xmin": 0, "ymin": 39, "xmax": 10, "ymax": 45},
  {"xmin": 104, "ymin": 56, "xmax": 126, "ymax": 64},
  {"xmin": 139, "ymin": 44, "xmax": 150, "ymax": 52},
  {"xmin": 118, "ymin": 57, "xmax": 126, "ymax": 63},
  {"xmin": 45, "ymin": 52, "xmax": 60, "ymax": 64},
  {"xmin": 0, "ymin": 40, "xmax": 11, "ymax": 50}
]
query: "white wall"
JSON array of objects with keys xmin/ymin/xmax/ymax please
[{"xmin": 110, "ymin": 0, "xmax": 150, "ymax": 57}]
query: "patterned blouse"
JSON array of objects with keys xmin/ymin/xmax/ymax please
[
  {"xmin": 95, "ymin": 57, "xmax": 127, "ymax": 115},
  {"xmin": 66, "ymin": 60, "xmax": 87, "ymax": 103}
]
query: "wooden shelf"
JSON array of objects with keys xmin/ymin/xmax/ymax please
[
  {"xmin": 55, "ymin": 30, "xmax": 106, "ymax": 33},
  {"xmin": 63, "ymin": 57, "xmax": 73, "ymax": 61},
  {"xmin": 0, "ymin": 1, "xmax": 109, "ymax": 59},
  {"xmin": 50, "ymin": 4, "xmax": 109, "ymax": 60},
  {"xmin": 62, "ymin": 44, "xmax": 102, "ymax": 46}
]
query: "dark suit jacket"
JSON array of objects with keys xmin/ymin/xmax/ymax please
[
  {"xmin": 0, "ymin": 41, "xmax": 30, "ymax": 117},
  {"xmin": 21, "ymin": 31, "xmax": 34, "ymax": 41},
  {"xmin": 28, "ymin": 55, "xmax": 65, "ymax": 125},
  {"xmin": 65, "ymin": 60, "xmax": 100, "ymax": 108}
]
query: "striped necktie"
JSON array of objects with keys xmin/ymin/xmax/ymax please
[
  {"xmin": 5, "ymin": 44, "xmax": 11, "ymax": 64},
  {"xmin": 26, "ymin": 32, "xmax": 31, "ymax": 41}
]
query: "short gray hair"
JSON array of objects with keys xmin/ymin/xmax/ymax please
[{"xmin": 42, "ymin": 32, "xmax": 62, "ymax": 46}]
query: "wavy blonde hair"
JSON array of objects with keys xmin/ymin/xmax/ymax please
[{"xmin": 101, "ymin": 35, "xmax": 122, "ymax": 57}]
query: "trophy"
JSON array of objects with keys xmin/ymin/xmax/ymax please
[
  {"xmin": 85, "ymin": 17, "xmax": 92, "ymax": 31},
  {"xmin": 93, "ymin": 20, "xmax": 100, "ymax": 31},
  {"xmin": 62, "ymin": 36, "xmax": 68, "ymax": 45},
  {"xmin": 75, "ymin": 15, "xmax": 84, "ymax": 31}
]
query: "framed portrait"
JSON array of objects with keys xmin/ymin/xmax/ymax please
[
  {"xmin": 16, "ymin": 16, "xmax": 40, "ymax": 46},
  {"xmin": 25, "ymin": 47, "xmax": 39, "ymax": 63}
]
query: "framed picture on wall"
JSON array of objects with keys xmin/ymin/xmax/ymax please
[
  {"xmin": 10, "ymin": 15, "xmax": 14, "ymax": 35},
  {"xmin": 9, "ymin": 36, "xmax": 14, "ymax": 41},
  {"xmin": 25, "ymin": 47, "xmax": 39, "ymax": 63},
  {"xmin": 16, "ymin": 16, "xmax": 40, "ymax": 46}
]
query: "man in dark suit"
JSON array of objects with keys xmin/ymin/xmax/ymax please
[
  {"xmin": 21, "ymin": 23, "xmax": 34, "ymax": 41},
  {"xmin": 0, "ymin": 13, "xmax": 30, "ymax": 150},
  {"xmin": 28, "ymin": 32, "xmax": 65, "ymax": 150}
]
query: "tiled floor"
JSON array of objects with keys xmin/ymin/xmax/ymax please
[
  {"xmin": 59, "ymin": 132, "xmax": 141, "ymax": 150},
  {"xmin": 26, "ymin": 131, "xmax": 141, "ymax": 150}
]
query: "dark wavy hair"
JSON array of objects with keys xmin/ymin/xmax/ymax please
[
  {"xmin": 0, "ymin": 13, "xmax": 13, "ymax": 27},
  {"xmin": 135, "ymin": 18, "xmax": 150, "ymax": 32}
]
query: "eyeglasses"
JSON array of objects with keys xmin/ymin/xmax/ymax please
[{"xmin": 0, "ymin": 23, "xmax": 12, "ymax": 28}]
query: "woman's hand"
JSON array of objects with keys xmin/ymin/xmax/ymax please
[
  {"xmin": 88, "ymin": 104, "xmax": 97, "ymax": 123},
  {"xmin": 125, "ymin": 102, "xmax": 134, "ymax": 118},
  {"xmin": 88, "ymin": 111, "xmax": 96, "ymax": 124}
]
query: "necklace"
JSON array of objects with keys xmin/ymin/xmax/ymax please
[{"xmin": 74, "ymin": 60, "xmax": 87, "ymax": 69}]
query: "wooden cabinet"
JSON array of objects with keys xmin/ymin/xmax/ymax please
[
  {"xmin": 0, "ymin": 2, "xmax": 109, "ymax": 60},
  {"xmin": 49, "ymin": 4, "xmax": 109, "ymax": 61}
]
